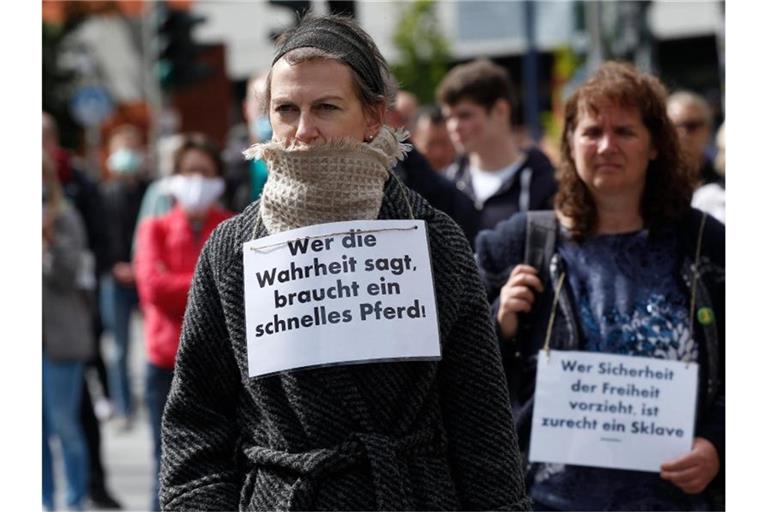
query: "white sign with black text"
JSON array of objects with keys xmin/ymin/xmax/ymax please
[
  {"xmin": 243, "ymin": 219, "xmax": 440, "ymax": 378},
  {"xmin": 529, "ymin": 350, "xmax": 698, "ymax": 472}
]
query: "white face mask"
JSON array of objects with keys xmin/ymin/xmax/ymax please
[{"xmin": 165, "ymin": 175, "xmax": 225, "ymax": 214}]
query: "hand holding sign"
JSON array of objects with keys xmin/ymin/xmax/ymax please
[
  {"xmin": 497, "ymin": 264, "xmax": 544, "ymax": 340},
  {"xmin": 529, "ymin": 350, "xmax": 699, "ymax": 473},
  {"xmin": 660, "ymin": 437, "xmax": 720, "ymax": 494}
]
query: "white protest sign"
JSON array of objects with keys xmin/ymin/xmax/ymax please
[
  {"xmin": 529, "ymin": 350, "xmax": 698, "ymax": 472},
  {"xmin": 243, "ymin": 219, "xmax": 441, "ymax": 378}
]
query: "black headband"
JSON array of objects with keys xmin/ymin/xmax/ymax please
[{"xmin": 272, "ymin": 22, "xmax": 384, "ymax": 97}]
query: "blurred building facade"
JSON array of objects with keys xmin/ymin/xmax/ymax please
[
  {"xmin": 43, "ymin": 0, "xmax": 725, "ymax": 166},
  {"xmin": 192, "ymin": 1, "xmax": 723, "ymax": 81},
  {"xmin": 196, "ymin": 0, "xmax": 724, "ymax": 143}
]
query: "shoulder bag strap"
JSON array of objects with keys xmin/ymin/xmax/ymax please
[{"xmin": 523, "ymin": 210, "xmax": 558, "ymax": 288}]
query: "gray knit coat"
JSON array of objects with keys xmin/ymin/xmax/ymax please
[{"xmin": 160, "ymin": 178, "xmax": 530, "ymax": 511}]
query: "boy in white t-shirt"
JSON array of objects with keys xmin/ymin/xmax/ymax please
[{"xmin": 437, "ymin": 59, "xmax": 557, "ymax": 232}]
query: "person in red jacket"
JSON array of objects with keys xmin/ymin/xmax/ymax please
[{"xmin": 133, "ymin": 133, "xmax": 233, "ymax": 511}]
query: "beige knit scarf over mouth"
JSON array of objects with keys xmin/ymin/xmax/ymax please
[{"xmin": 243, "ymin": 126, "xmax": 411, "ymax": 234}]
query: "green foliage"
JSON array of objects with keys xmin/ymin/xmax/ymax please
[
  {"xmin": 552, "ymin": 46, "xmax": 582, "ymax": 82},
  {"xmin": 540, "ymin": 110, "xmax": 559, "ymax": 144},
  {"xmin": 541, "ymin": 46, "xmax": 585, "ymax": 142},
  {"xmin": 390, "ymin": 0, "xmax": 451, "ymax": 105}
]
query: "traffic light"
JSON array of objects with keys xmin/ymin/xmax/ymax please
[
  {"xmin": 328, "ymin": 1, "xmax": 356, "ymax": 18},
  {"xmin": 155, "ymin": 2, "xmax": 212, "ymax": 90}
]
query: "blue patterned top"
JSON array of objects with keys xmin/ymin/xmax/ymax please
[
  {"xmin": 560, "ymin": 228, "xmax": 697, "ymax": 362},
  {"xmin": 529, "ymin": 228, "xmax": 707, "ymax": 511}
]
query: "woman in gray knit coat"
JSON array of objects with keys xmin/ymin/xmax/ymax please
[{"xmin": 160, "ymin": 15, "xmax": 529, "ymax": 511}]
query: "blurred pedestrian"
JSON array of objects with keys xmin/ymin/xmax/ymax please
[
  {"xmin": 692, "ymin": 122, "xmax": 725, "ymax": 224},
  {"xmin": 667, "ymin": 91, "xmax": 721, "ymax": 188},
  {"xmin": 160, "ymin": 14, "xmax": 529, "ymax": 511},
  {"xmin": 43, "ymin": 112, "xmax": 122, "ymax": 509},
  {"xmin": 476, "ymin": 61, "xmax": 724, "ymax": 510},
  {"xmin": 43, "ymin": 112, "xmax": 109, "ymax": 302},
  {"xmin": 410, "ymin": 105, "xmax": 457, "ymax": 173},
  {"xmin": 43, "ymin": 154, "xmax": 94, "ymax": 511},
  {"xmin": 99, "ymin": 124, "xmax": 150, "ymax": 430},
  {"xmin": 134, "ymin": 133, "xmax": 233, "ymax": 511},
  {"xmin": 388, "ymin": 131, "xmax": 480, "ymax": 245},
  {"xmin": 387, "ymin": 89, "xmax": 419, "ymax": 131},
  {"xmin": 437, "ymin": 59, "xmax": 558, "ymax": 231},
  {"xmin": 383, "ymin": 93, "xmax": 481, "ymax": 245},
  {"xmin": 667, "ymin": 92, "xmax": 725, "ymax": 224},
  {"xmin": 225, "ymin": 70, "xmax": 273, "ymax": 212},
  {"xmin": 133, "ymin": 134, "xmax": 185, "ymax": 227}
]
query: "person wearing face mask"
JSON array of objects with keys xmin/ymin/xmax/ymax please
[
  {"xmin": 133, "ymin": 133, "xmax": 233, "ymax": 511},
  {"xmin": 225, "ymin": 69, "xmax": 273, "ymax": 212},
  {"xmin": 159, "ymin": 15, "xmax": 529, "ymax": 511},
  {"xmin": 98, "ymin": 124, "xmax": 151, "ymax": 431}
]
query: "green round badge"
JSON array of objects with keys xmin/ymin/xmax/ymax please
[{"xmin": 697, "ymin": 307, "xmax": 715, "ymax": 325}]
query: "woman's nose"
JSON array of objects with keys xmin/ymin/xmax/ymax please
[
  {"xmin": 295, "ymin": 113, "xmax": 319, "ymax": 143},
  {"xmin": 597, "ymin": 133, "xmax": 617, "ymax": 154}
]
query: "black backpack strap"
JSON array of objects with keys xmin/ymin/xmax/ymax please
[
  {"xmin": 523, "ymin": 211, "xmax": 558, "ymax": 288},
  {"xmin": 477, "ymin": 211, "xmax": 558, "ymax": 301},
  {"xmin": 518, "ymin": 166, "xmax": 533, "ymax": 212}
]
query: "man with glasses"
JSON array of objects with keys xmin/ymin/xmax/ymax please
[
  {"xmin": 667, "ymin": 91, "xmax": 721, "ymax": 187},
  {"xmin": 667, "ymin": 91, "xmax": 725, "ymax": 222}
]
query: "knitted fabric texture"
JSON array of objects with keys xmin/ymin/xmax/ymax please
[
  {"xmin": 243, "ymin": 126, "xmax": 410, "ymax": 234},
  {"xmin": 160, "ymin": 179, "xmax": 531, "ymax": 511}
]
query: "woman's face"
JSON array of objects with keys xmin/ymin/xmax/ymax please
[
  {"xmin": 570, "ymin": 102, "xmax": 657, "ymax": 200},
  {"xmin": 178, "ymin": 148, "xmax": 218, "ymax": 178},
  {"xmin": 269, "ymin": 58, "xmax": 382, "ymax": 145}
]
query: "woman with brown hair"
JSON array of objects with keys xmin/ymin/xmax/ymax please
[{"xmin": 476, "ymin": 61, "xmax": 724, "ymax": 510}]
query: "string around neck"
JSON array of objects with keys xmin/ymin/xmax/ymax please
[
  {"xmin": 542, "ymin": 272, "xmax": 567, "ymax": 359},
  {"xmin": 387, "ymin": 170, "xmax": 416, "ymax": 221}
]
